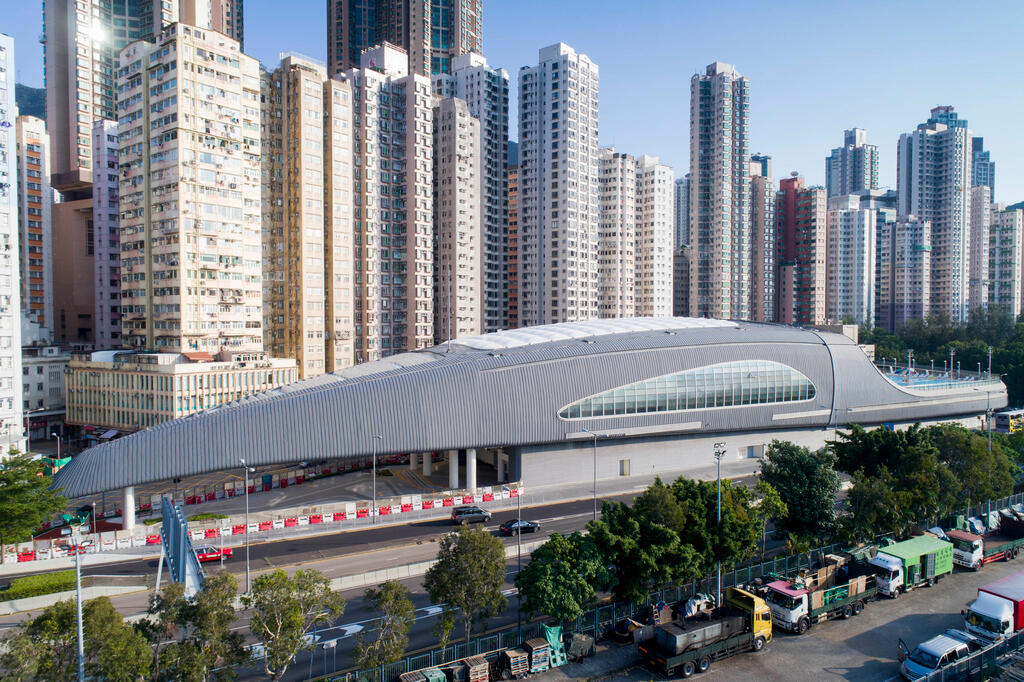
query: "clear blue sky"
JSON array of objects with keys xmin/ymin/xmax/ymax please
[{"xmin": 7, "ymin": 0, "xmax": 1024, "ymax": 202}]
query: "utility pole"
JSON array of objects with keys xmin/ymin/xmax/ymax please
[
  {"xmin": 713, "ymin": 441, "xmax": 727, "ymax": 607},
  {"xmin": 371, "ymin": 435, "xmax": 382, "ymax": 524},
  {"xmin": 239, "ymin": 458, "xmax": 253, "ymax": 594},
  {"xmin": 582, "ymin": 428, "xmax": 599, "ymax": 521},
  {"xmin": 73, "ymin": 531, "xmax": 85, "ymax": 682}
]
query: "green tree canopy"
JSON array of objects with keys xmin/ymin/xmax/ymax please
[
  {"xmin": 0, "ymin": 450, "xmax": 66, "ymax": 553},
  {"xmin": 424, "ymin": 526, "xmax": 507, "ymax": 643},
  {"xmin": 926, "ymin": 423, "xmax": 1014, "ymax": 504},
  {"xmin": 759, "ymin": 440, "xmax": 840, "ymax": 538},
  {"xmin": 352, "ymin": 580, "xmax": 415, "ymax": 669},
  {"xmin": 0, "ymin": 596, "xmax": 151, "ymax": 681},
  {"xmin": 828, "ymin": 423, "xmax": 931, "ymax": 477},
  {"xmin": 243, "ymin": 568, "xmax": 345, "ymax": 680},
  {"xmin": 514, "ymin": 531, "xmax": 606, "ymax": 622}
]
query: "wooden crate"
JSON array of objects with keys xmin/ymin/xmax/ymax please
[
  {"xmin": 503, "ymin": 649, "xmax": 529, "ymax": 678},
  {"xmin": 464, "ymin": 655, "xmax": 489, "ymax": 682}
]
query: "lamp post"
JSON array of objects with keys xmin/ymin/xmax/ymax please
[
  {"xmin": 51, "ymin": 432, "xmax": 60, "ymax": 460},
  {"xmin": 907, "ymin": 349, "xmax": 913, "ymax": 371},
  {"xmin": 371, "ymin": 435, "xmax": 382, "ymax": 524},
  {"xmin": 516, "ymin": 484, "xmax": 523, "ymax": 643},
  {"xmin": 582, "ymin": 428, "xmax": 599, "ymax": 521},
  {"xmin": 988, "ymin": 346, "xmax": 993, "ymax": 379},
  {"xmin": 713, "ymin": 441, "xmax": 728, "ymax": 607},
  {"xmin": 239, "ymin": 458, "xmax": 254, "ymax": 594},
  {"xmin": 72, "ymin": 530, "xmax": 85, "ymax": 682}
]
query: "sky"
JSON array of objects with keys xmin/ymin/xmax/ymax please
[{"xmin": 7, "ymin": 0, "xmax": 1024, "ymax": 201}]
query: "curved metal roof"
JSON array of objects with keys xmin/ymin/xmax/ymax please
[{"xmin": 53, "ymin": 317, "xmax": 1007, "ymax": 497}]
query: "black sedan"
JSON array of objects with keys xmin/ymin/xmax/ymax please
[{"xmin": 499, "ymin": 519, "xmax": 540, "ymax": 536}]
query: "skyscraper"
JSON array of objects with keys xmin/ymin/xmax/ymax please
[
  {"xmin": 518, "ymin": 43, "xmax": 600, "ymax": 326},
  {"xmin": 988, "ymin": 204, "xmax": 1022, "ymax": 318},
  {"xmin": 825, "ymin": 128, "xmax": 879, "ymax": 198},
  {"xmin": 118, "ymin": 24, "xmax": 263, "ymax": 352},
  {"xmin": 826, "ymin": 192, "xmax": 888, "ymax": 325},
  {"xmin": 748, "ymin": 155, "xmax": 775, "ymax": 322},
  {"xmin": 328, "ymin": 0, "xmax": 482, "ymax": 77},
  {"xmin": 689, "ymin": 62, "xmax": 750, "ymax": 320},
  {"xmin": 91, "ymin": 120, "xmax": 121, "ymax": 349},
  {"xmin": 897, "ymin": 106, "xmax": 973, "ymax": 322},
  {"xmin": 433, "ymin": 53, "xmax": 509, "ymax": 332},
  {"xmin": 674, "ymin": 174, "xmax": 689, "ymax": 247},
  {"xmin": 776, "ymin": 175, "xmax": 827, "ymax": 326},
  {"xmin": 968, "ymin": 185, "xmax": 991, "ymax": 315},
  {"xmin": 876, "ymin": 216, "xmax": 931, "ymax": 331},
  {"xmin": 15, "ymin": 116, "xmax": 53, "ymax": 331},
  {"xmin": 634, "ymin": 155, "xmax": 674, "ymax": 317},
  {"xmin": 340, "ymin": 43, "xmax": 435, "ymax": 360},
  {"xmin": 0, "ymin": 34, "xmax": 25, "ymax": 452},
  {"xmin": 597, "ymin": 148, "xmax": 636, "ymax": 318},
  {"xmin": 973, "ymin": 137, "xmax": 995, "ymax": 199},
  {"xmin": 433, "ymin": 96, "xmax": 483, "ymax": 343},
  {"xmin": 507, "ymin": 164, "xmax": 519, "ymax": 329},
  {"xmin": 261, "ymin": 54, "xmax": 356, "ymax": 377}
]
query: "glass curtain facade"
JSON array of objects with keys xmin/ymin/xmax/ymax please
[{"xmin": 558, "ymin": 360, "xmax": 816, "ymax": 420}]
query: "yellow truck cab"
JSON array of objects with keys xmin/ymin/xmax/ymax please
[{"xmin": 730, "ymin": 587, "xmax": 774, "ymax": 644}]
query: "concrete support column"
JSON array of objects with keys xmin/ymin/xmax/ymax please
[
  {"xmin": 123, "ymin": 486, "xmax": 136, "ymax": 531},
  {"xmin": 467, "ymin": 448, "xmax": 478, "ymax": 493},
  {"xmin": 409, "ymin": 452, "xmax": 419, "ymax": 469},
  {"xmin": 422, "ymin": 452, "xmax": 432, "ymax": 476},
  {"xmin": 496, "ymin": 449, "xmax": 506, "ymax": 483},
  {"xmin": 448, "ymin": 450, "xmax": 459, "ymax": 490}
]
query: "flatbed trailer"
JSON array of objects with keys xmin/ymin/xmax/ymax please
[{"xmin": 948, "ymin": 511, "xmax": 1024, "ymax": 570}]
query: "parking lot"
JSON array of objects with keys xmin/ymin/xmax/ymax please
[{"xmin": 606, "ymin": 558, "xmax": 1024, "ymax": 681}]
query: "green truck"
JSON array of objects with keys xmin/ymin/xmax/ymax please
[
  {"xmin": 637, "ymin": 587, "xmax": 773, "ymax": 678},
  {"xmin": 868, "ymin": 535, "xmax": 953, "ymax": 598}
]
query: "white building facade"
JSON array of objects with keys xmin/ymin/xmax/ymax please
[
  {"xmin": 518, "ymin": 43, "xmax": 600, "ymax": 326},
  {"xmin": 92, "ymin": 119, "xmax": 121, "ymax": 348},
  {"xmin": 989, "ymin": 205, "xmax": 1023, "ymax": 318},
  {"xmin": 634, "ymin": 154, "xmax": 674, "ymax": 317},
  {"xmin": 825, "ymin": 128, "xmax": 879, "ymax": 198},
  {"xmin": 826, "ymin": 194, "xmax": 877, "ymax": 326}
]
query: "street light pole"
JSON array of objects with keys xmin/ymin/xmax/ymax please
[
  {"xmin": 713, "ymin": 441, "xmax": 727, "ymax": 608},
  {"xmin": 239, "ymin": 458, "xmax": 253, "ymax": 594},
  {"xmin": 371, "ymin": 435, "xmax": 382, "ymax": 524},
  {"xmin": 73, "ymin": 532, "xmax": 85, "ymax": 682},
  {"xmin": 52, "ymin": 432, "xmax": 60, "ymax": 460},
  {"xmin": 582, "ymin": 428, "xmax": 599, "ymax": 521},
  {"xmin": 516, "ymin": 487, "xmax": 522, "ymax": 643}
]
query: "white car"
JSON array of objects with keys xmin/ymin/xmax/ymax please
[
  {"xmin": 247, "ymin": 633, "xmax": 322, "ymax": 662},
  {"xmin": 898, "ymin": 630, "xmax": 985, "ymax": 679}
]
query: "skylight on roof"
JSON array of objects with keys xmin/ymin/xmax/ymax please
[{"xmin": 450, "ymin": 317, "xmax": 738, "ymax": 351}]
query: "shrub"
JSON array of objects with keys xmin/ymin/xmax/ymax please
[
  {"xmin": 188, "ymin": 513, "xmax": 228, "ymax": 522},
  {"xmin": 1, "ymin": 570, "xmax": 76, "ymax": 601}
]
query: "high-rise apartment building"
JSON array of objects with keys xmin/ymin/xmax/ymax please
[
  {"xmin": 748, "ymin": 156, "xmax": 775, "ymax": 322},
  {"xmin": 825, "ymin": 128, "xmax": 879, "ymax": 198},
  {"xmin": 44, "ymin": 0, "xmax": 244, "ymax": 193},
  {"xmin": 338, "ymin": 43, "xmax": 434, "ymax": 360},
  {"xmin": 876, "ymin": 216, "xmax": 931, "ymax": 332},
  {"xmin": 118, "ymin": 24, "xmax": 263, "ymax": 353},
  {"xmin": 634, "ymin": 155, "xmax": 674, "ymax": 317},
  {"xmin": 261, "ymin": 54, "xmax": 356, "ymax": 378},
  {"xmin": 673, "ymin": 246, "xmax": 690, "ymax": 317},
  {"xmin": 968, "ymin": 185, "xmax": 991, "ymax": 315},
  {"xmin": 0, "ymin": 34, "xmax": 25, "ymax": 452},
  {"xmin": 92, "ymin": 120, "xmax": 121, "ymax": 348},
  {"xmin": 674, "ymin": 174, "xmax": 689, "ymax": 247},
  {"xmin": 988, "ymin": 204, "xmax": 1022, "ymax": 318},
  {"xmin": 776, "ymin": 175, "xmax": 827, "ymax": 326},
  {"xmin": 518, "ymin": 43, "xmax": 600, "ymax": 326},
  {"xmin": 597, "ymin": 148, "xmax": 636, "ymax": 318},
  {"xmin": 15, "ymin": 116, "xmax": 53, "ymax": 331},
  {"xmin": 432, "ymin": 96, "xmax": 482, "ymax": 342},
  {"xmin": 433, "ymin": 53, "xmax": 509, "ymax": 332},
  {"xmin": 897, "ymin": 106, "xmax": 973, "ymax": 322},
  {"xmin": 328, "ymin": 0, "xmax": 481, "ymax": 77},
  {"xmin": 973, "ymin": 137, "xmax": 995, "ymax": 199},
  {"xmin": 507, "ymin": 165, "xmax": 519, "ymax": 328},
  {"xmin": 689, "ymin": 62, "xmax": 750, "ymax": 320},
  {"xmin": 826, "ymin": 192, "xmax": 882, "ymax": 326}
]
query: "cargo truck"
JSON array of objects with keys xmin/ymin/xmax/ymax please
[
  {"xmin": 947, "ymin": 508, "xmax": 1024, "ymax": 570},
  {"xmin": 869, "ymin": 535, "xmax": 953, "ymax": 598},
  {"xmin": 963, "ymin": 569, "xmax": 1024, "ymax": 642},
  {"xmin": 758, "ymin": 552, "xmax": 877, "ymax": 634},
  {"xmin": 637, "ymin": 587, "xmax": 772, "ymax": 678}
]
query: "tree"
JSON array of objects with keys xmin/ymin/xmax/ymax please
[
  {"xmin": 147, "ymin": 571, "xmax": 246, "ymax": 681},
  {"xmin": 759, "ymin": 441, "xmax": 840, "ymax": 538},
  {"xmin": 670, "ymin": 476, "xmax": 761, "ymax": 574},
  {"xmin": 243, "ymin": 568, "xmax": 345, "ymax": 680},
  {"xmin": 752, "ymin": 480, "xmax": 788, "ymax": 557},
  {"xmin": 514, "ymin": 532, "xmax": 605, "ymax": 623},
  {"xmin": 352, "ymin": 580, "xmax": 414, "ymax": 669},
  {"xmin": 0, "ymin": 450, "xmax": 66, "ymax": 558},
  {"xmin": 926, "ymin": 423, "xmax": 1014, "ymax": 505},
  {"xmin": 828, "ymin": 423, "xmax": 930, "ymax": 477},
  {"xmin": 0, "ymin": 596, "xmax": 151, "ymax": 681},
  {"xmin": 423, "ymin": 526, "xmax": 507, "ymax": 643},
  {"xmin": 841, "ymin": 467, "xmax": 903, "ymax": 542}
]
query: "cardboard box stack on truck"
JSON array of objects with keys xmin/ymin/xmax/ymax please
[
  {"xmin": 758, "ymin": 552, "xmax": 877, "ymax": 634},
  {"xmin": 946, "ymin": 508, "xmax": 1024, "ymax": 570},
  {"xmin": 963, "ymin": 569, "xmax": 1024, "ymax": 642},
  {"xmin": 637, "ymin": 587, "xmax": 772, "ymax": 678},
  {"xmin": 869, "ymin": 535, "xmax": 953, "ymax": 598}
]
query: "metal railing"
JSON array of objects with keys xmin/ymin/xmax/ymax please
[{"xmin": 921, "ymin": 627, "xmax": 1024, "ymax": 681}]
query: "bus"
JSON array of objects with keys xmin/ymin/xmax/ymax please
[{"xmin": 996, "ymin": 409, "xmax": 1024, "ymax": 434}]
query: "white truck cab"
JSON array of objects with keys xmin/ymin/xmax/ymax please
[
  {"xmin": 763, "ymin": 581, "xmax": 807, "ymax": 631},
  {"xmin": 869, "ymin": 552, "xmax": 904, "ymax": 597},
  {"xmin": 964, "ymin": 591, "xmax": 1014, "ymax": 641},
  {"xmin": 947, "ymin": 530, "xmax": 985, "ymax": 569}
]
